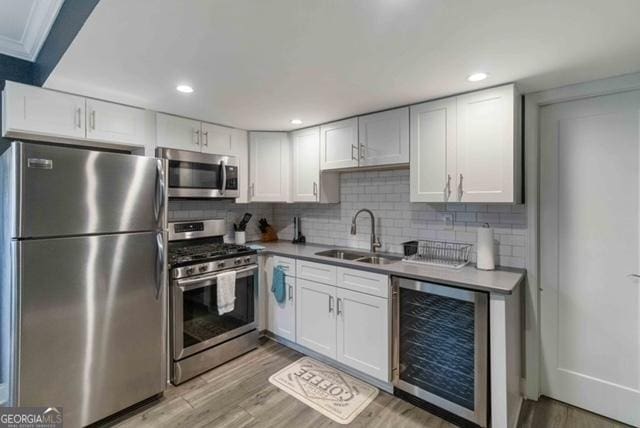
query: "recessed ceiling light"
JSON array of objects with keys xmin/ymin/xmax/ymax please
[
  {"xmin": 290, "ymin": 119, "xmax": 303, "ymax": 125},
  {"xmin": 467, "ymin": 72, "xmax": 488, "ymax": 82},
  {"xmin": 176, "ymin": 84, "xmax": 194, "ymax": 93}
]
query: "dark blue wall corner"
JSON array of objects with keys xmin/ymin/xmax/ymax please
[
  {"xmin": 33, "ymin": 0, "xmax": 101, "ymax": 86},
  {"xmin": 0, "ymin": 54, "xmax": 35, "ymax": 85}
]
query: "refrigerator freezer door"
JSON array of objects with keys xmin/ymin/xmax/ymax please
[
  {"xmin": 15, "ymin": 142, "xmax": 165, "ymax": 238},
  {"xmin": 17, "ymin": 232, "xmax": 166, "ymax": 427}
]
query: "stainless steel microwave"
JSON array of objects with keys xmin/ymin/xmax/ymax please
[{"xmin": 156, "ymin": 147, "xmax": 239, "ymax": 199}]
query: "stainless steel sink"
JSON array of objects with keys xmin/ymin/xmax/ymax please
[
  {"xmin": 355, "ymin": 255, "xmax": 402, "ymax": 265},
  {"xmin": 315, "ymin": 249, "xmax": 401, "ymax": 265},
  {"xmin": 315, "ymin": 249, "xmax": 368, "ymax": 260}
]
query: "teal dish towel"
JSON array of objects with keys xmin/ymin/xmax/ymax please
[{"xmin": 272, "ymin": 266, "xmax": 287, "ymax": 303}]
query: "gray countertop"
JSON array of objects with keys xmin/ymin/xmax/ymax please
[{"xmin": 255, "ymin": 241, "xmax": 525, "ymax": 295}]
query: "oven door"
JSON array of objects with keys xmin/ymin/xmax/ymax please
[
  {"xmin": 172, "ymin": 264, "xmax": 258, "ymax": 360},
  {"xmin": 157, "ymin": 147, "xmax": 239, "ymax": 198}
]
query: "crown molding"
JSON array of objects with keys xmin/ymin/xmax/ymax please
[{"xmin": 0, "ymin": 0, "xmax": 63, "ymax": 62}]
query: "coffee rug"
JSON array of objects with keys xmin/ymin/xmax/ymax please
[{"xmin": 268, "ymin": 356, "xmax": 379, "ymax": 424}]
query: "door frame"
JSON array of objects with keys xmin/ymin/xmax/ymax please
[{"xmin": 524, "ymin": 70, "xmax": 640, "ymax": 400}]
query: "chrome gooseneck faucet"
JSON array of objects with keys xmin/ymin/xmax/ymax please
[{"xmin": 350, "ymin": 208, "xmax": 381, "ymax": 253}]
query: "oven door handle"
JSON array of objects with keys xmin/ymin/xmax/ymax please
[
  {"xmin": 220, "ymin": 160, "xmax": 227, "ymax": 196},
  {"xmin": 176, "ymin": 265, "xmax": 257, "ymax": 291}
]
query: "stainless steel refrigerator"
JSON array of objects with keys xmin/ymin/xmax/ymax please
[{"xmin": 0, "ymin": 142, "xmax": 167, "ymax": 427}]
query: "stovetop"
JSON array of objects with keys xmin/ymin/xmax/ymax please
[{"xmin": 168, "ymin": 241, "xmax": 256, "ymax": 268}]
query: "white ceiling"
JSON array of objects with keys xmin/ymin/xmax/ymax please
[
  {"xmin": 0, "ymin": 0, "xmax": 63, "ymax": 61},
  {"xmin": 45, "ymin": 0, "xmax": 640, "ymax": 130}
]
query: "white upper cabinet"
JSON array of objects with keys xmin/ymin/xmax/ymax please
[
  {"xmin": 155, "ymin": 113, "xmax": 201, "ymax": 151},
  {"xmin": 231, "ymin": 128, "xmax": 250, "ymax": 203},
  {"xmin": 249, "ymin": 131, "xmax": 290, "ymax": 202},
  {"xmin": 86, "ymin": 99, "xmax": 145, "ymax": 145},
  {"xmin": 358, "ymin": 107, "xmax": 409, "ymax": 167},
  {"xmin": 201, "ymin": 122, "xmax": 234, "ymax": 154},
  {"xmin": 2, "ymin": 81, "xmax": 86, "ymax": 140},
  {"xmin": 456, "ymin": 84, "xmax": 519, "ymax": 203},
  {"xmin": 410, "ymin": 98, "xmax": 457, "ymax": 202},
  {"xmin": 336, "ymin": 288, "xmax": 389, "ymax": 381},
  {"xmin": 320, "ymin": 118, "xmax": 358, "ymax": 170},
  {"xmin": 409, "ymin": 83, "xmax": 521, "ymax": 203},
  {"xmin": 291, "ymin": 127, "xmax": 320, "ymax": 202}
]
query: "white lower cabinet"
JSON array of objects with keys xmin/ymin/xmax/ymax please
[
  {"xmin": 268, "ymin": 275, "xmax": 296, "ymax": 342},
  {"xmin": 296, "ymin": 278, "xmax": 337, "ymax": 359},
  {"xmin": 336, "ymin": 288, "xmax": 389, "ymax": 381}
]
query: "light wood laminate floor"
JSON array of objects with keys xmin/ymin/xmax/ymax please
[{"xmin": 109, "ymin": 339, "xmax": 631, "ymax": 428}]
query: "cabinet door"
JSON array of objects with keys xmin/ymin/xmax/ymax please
[
  {"xmin": 358, "ymin": 107, "xmax": 409, "ymax": 167},
  {"xmin": 2, "ymin": 81, "xmax": 86, "ymax": 140},
  {"xmin": 336, "ymin": 288, "xmax": 389, "ymax": 381},
  {"xmin": 231, "ymin": 129, "xmax": 250, "ymax": 203},
  {"xmin": 86, "ymin": 99, "xmax": 145, "ymax": 145},
  {"xmin": 201, "ymin": 122, "xmax": 234, "ymax": 154},
  {"xmin": 320, "ymin": 118, "xmax": 358, "ymax": 170},
  {"xmin": 156, "ymin": 113, "xmax": 201, "ymax": 152},
  {"xmin": 291, "ymin": 127, "xmax": 320, "ymax": 202},
  {"xmin": 268, "ymin": 275, "xmax": 296, "ymax": 341},
  {"xmin": 296, "ymin": 279, "xmax": 336, "ymax": 359},
  {"xmin": 456, "ymin": 84, "xmax": 517, "ymax": 203},
  {"xmin": 249, "ymin": 132, "xmax": 290, "ymax": 202},
  {"xmin": 410, "ymin": 98, "xmax": 456, "ymax": 202}
]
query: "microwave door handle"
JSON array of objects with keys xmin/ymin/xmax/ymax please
[{"xmin": 220, "ymin": 160, "xmax": 227, "ymax": 196}]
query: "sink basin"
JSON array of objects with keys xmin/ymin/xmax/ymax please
[
  {"xmin": 315, "ymin": 249, "xmax": 367, "ymax": 260},
  {"xmin": 315, "ymin": 249, "xmax": 401, "ymax": 265},
  {"xmin": 354, "ymin": 255, "xmax": 401, "ymax": 265}
]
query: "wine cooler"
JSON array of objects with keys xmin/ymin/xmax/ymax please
[{"xmin": 392, "ymin": 277, "xmax": 488, "ymax": 427}]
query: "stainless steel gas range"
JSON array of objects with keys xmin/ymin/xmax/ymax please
[{"xmin": 168, "ymin": 219, "xmax": 259, "ymax": 384}]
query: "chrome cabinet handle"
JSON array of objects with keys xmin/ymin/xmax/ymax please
[
  {"xmin": 203, "ymin": 131, "xmax": 209, "ymax": 147},
  {"xmin": 351, "ymin": 144, "xmax": 359, "ymax": 161},
  {"xmin": 337, "ymin": 298, "xmax": 343, "ymax": 315},
  {"xmin": 250, "ymin": 183, "xmax": 255, "ymax": 197},
  {"xmin": 313, "ymin": 182, "xmax": 318, "ymax": 198},
  {"xmin": 444, "ymin": 174, "xmax": 452, "ymax": 202},
  {"xmin": 458, "ymin": 173, "xmax": 464, "ymax": 201},
  {"xmin": 328, "ymin": 296, "xmax": 334, "ymax": 313},
  {"xmin": 194, "ymin": 130, "xmax": 200, "ymax": 146},
  {"xmin": 75, "ymin": 107, "xmax": 82, "ymax": 129},
  {"xmin": 359, "ymin": 144, "xmax": 366, "ymax": 160},
  {"xmin": 288, "ymin": 284, "xmax": 293, "ymax": 301},
  {"xmin": 628, "ymin": 274, "xmax": 640, "ymax": 278},
  {"xmin": 90, "ymin": 110, "xmax": 96, "ymax": 130}
]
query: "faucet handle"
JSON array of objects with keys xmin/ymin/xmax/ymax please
[{"xmin": 373, "ymin": 237, "xmax": 382, "ymax": 251}]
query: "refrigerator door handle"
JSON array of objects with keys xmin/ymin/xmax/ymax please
[
  {"xmin": 155, "ymin": 232, "xmax": 165, "ymax": 300},
  {"xmin": 154, "ymin": 159, "xmax": 166, "ymax": 224}
]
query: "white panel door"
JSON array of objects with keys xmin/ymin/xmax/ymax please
[
  {"xmin": 540, "ymin": 90, "xmax": 640, "ymax": 427},
  {"xmin": 3, "ymin": 81, "xmax": 86, "ymax": 139},
  {"xmin": 410, "ymin": 98, "xmax": 456, "ymax": 202},
  {"xmin": 358, "ymin": 107, "xmax": 409, "ymax": 167},
  {"xmin": 155, "ymin": 113, "xmax": 201, "ymax": 152},
  {"xmin": 296, "ymin": 279, "xmax": 336, "ymax": 359},
  {"xmin": 336, "ymin": 288, "xmax": 389, "ymax": 381},
  {"xmin": 456, "ymin": 84, "xmax": 516, "ymax": 203},
  {"xmin": 268, "ymin": 275, "xmax": 296, "ymax": 342},
  {"xmin": 201, "ymin": 122, "xmax": 234, "ymax": 154},
  {"xmin": 320, "ymin": 118, "xmax": 358, "ymax": 170},
  {"xmin": 291, "ymin": 127, "xmax": 320, "ymax": 202},
  {"xmin": 86, "ymin": 99, "xmax": 145, "ymax": 145},
  {"xmin": 249, "ymin": 131, "xmax": 289, "ymax": 202}
]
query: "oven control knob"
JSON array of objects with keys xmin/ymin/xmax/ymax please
[
  {"xmin": 218, "ymin": 262, "xmax": 225, "ymax": 268},
  {"xmin": 234, "ymin": 259, "xmax": 242, "ymax": 265},
  {"xmin": 186, "ymin": 267, "xmax": 195, "ymax": 275},
  {"xmin": 244, "ymin": 257, "xmax": 252, "ymax": 263},
  {"xmin": 199, "ymin": 265, "xmax": 207, "ymax": 273}
]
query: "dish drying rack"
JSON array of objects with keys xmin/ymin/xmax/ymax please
[{"xmin": 402, "ymin": 240, "xmax": 472, "ymax": 269}]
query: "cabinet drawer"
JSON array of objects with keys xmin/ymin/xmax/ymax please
[
  {"xmin": 273, "ymin": 256, "xmax": 296, "ymax": 276},
  {"xmin": 337, "ymin": 267, "xmax": 389, "ymax": 298},
  {"xmin": 296, "ymin": 260, "xmax": 337, "ymax": 285}
]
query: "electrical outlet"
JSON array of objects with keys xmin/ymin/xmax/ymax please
[{"xmin": 442, "ymin": 213, "xmax": 454, "ymax": 230}]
